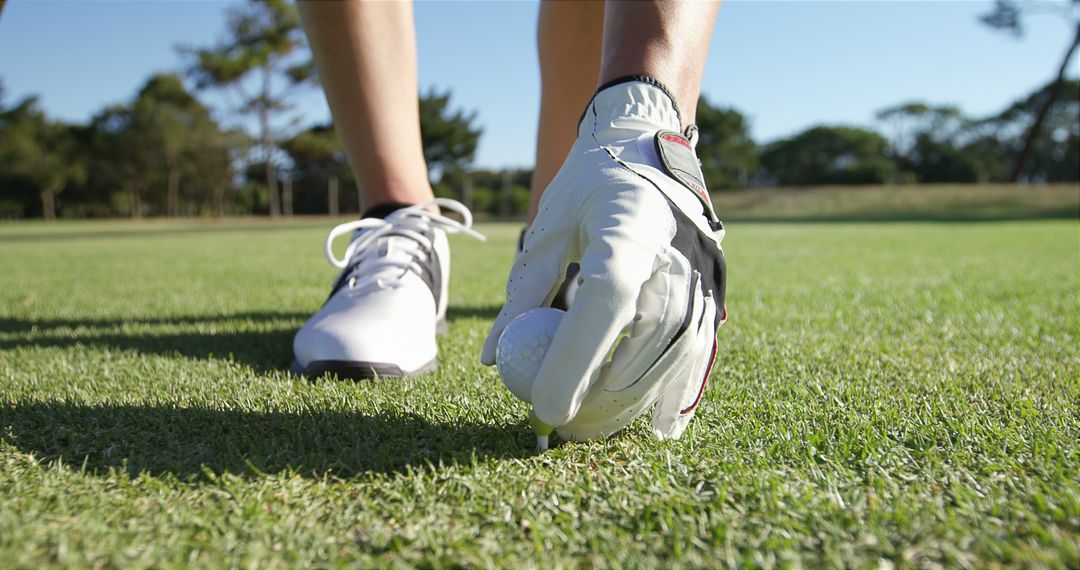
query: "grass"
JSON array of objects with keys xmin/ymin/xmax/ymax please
[
  {"xmin": 0, "ymin": 215, "xmax": 1077, "ymax": 568},
  {"xmin": 711, "ymin": 183, "xmax": 1079, "ymax": 222}
]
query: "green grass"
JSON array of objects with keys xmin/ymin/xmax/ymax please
[
  {"xmin": 712, "ymin": 183, "xmax": 1079, "ymax": 222},
  {"xmin": 0, "ymin": 217, "xmax": 1077, "ymax": 568}
]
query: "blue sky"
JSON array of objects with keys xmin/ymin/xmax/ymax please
[{"xmin": 0, "ymin": 1, "xmax": 1075, "ymax": 169}]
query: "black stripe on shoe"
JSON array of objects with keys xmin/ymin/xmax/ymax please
[{"xmin": 290, "ymin": 357, "xmax": 438, "ymax": 380}]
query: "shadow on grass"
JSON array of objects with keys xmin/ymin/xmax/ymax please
[
  {"xmin": 0, "ymin": 311, "xmax": 309, "ymax": 334},
  {"xmin": 0, "ymin": 401, "xmax": 534, "ymax": 479},
  {"xmin": 0, "ymin": 312, "xmax": 303, "ymax": 374},
  {"xmin": 0, "ymin": 306, "xmax": 502, "ymax": 374},
  {"xmin": 444, "ymin": 304, "xmax": 501, "ymax": 322}
]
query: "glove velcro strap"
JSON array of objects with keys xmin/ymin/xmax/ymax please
[{"xmin": 655, "ymin": 130, "xmax": 722, "ymax": 231}]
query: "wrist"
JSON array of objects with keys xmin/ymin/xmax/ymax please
[
  {"xmin": 578, "ymin": 76, "xmax": 683, "ymax": 141},
  {"xmin": 592, "ymin": 75, "xmax": 683, "ymax": 122}
]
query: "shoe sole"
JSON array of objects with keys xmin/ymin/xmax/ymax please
[
  {"xmin": 290, "ymin": 357, "xmax": 439, "ymax": 380},
  {"xmin": 290, "ymin": 317, "xmax": 448, "ymax": 380}
]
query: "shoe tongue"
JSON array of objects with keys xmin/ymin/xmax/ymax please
[{"xmin": 380, "ymin": 235, "xmax": 421, "ymax": 257}]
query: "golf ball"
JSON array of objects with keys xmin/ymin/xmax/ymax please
[{"xmin": 496, "ymin": 307, "xmax": 565, "ymax": 402}]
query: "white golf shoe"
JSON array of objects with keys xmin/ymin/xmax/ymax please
[{"xmin": 292, "ymin": 198, "xmax": 484, "ymax": 379}]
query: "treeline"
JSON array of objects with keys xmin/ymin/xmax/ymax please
[
  {"xmin": 0, "ymin": 0, "xmax": 1076, "ymax": 220},
  {"xmin": 760, "ymin": 81, "xmax": 1079, "ymax": 187},
  {"xmin": 0, "ymin": 70, "xmax": 487, "ymax": 219},
  {"xmin": 0, "ymin": 73, "xmax": 1075, "ymax": 221},
  {"xmin": 4, "ymin": 73, "xmax": 1075, "ymax": 220}
]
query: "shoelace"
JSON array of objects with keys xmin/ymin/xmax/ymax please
[{"xmin": 324, "ymin": 198, "xmax": 486, "ymax": 291}]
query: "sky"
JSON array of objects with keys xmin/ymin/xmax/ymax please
[{"xmin": 0, "ymin": 0, "xmax": 1075, "ymax": 169}]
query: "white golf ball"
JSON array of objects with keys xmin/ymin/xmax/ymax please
[{"xmin": 496, "ymin": 307, "xmax": 565, "ymax": 402}]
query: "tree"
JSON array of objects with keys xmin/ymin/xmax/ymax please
[
  {"xmin": 694, "ymin": 98, "xmax": 757, "ymax": 190},
  {"xmin": 281, "ymin": 124, "xmax": 350, "ymax": 215},
  {"xmin": 0, "ymin": 97, "xmax": 86, "ymax": 220},
  {"xmin": 186, "ymin": 127, "xmax": 248, "ymax": 217},
  {"xmin": 182, "ymin": 0, "xmax": 313, "ymax": 217},
  {"xmin": 875, "ymin": 102, "xmax": 990, "ymax": 183},
  {"xmin": 283, "ymin": 87, "xmax": 480, "ymax": 215},
  {"xmin": 418, "ymin": 88, "xmax": 483, "ymax": 182},
  {"xmin": 85, "ymin": 75, "xmax": 235, "ymax": 218},
  {"xmin": 88, "ymin": 104, "xmax": 157, "ymax": 217},
  {"xmin": 990, "ymin": 78, "xmax": 1080, "ymax": 182},
  {"xmin": 445, "ymin": 168, "xmax": 532, "ymax": 216},
  {"xmin": 876, "ymin": 102, "xmax": 966, "ymax": 157},
  {"xmin": 132, "ymin": 74, "xmax": 220, "ymax": 216},
  {"xmin": 760, "ymin": 126, "xmax": 893, "ymax": 186},
  {"xmin": 981, "ymin": 0, "xmax": 1080, "ymax": 181}
]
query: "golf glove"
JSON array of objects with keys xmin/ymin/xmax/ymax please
[{"xmin": 481, "ymin": 77, "xmax": 727, "ymax": 441}]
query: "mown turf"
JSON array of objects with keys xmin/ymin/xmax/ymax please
[
  {"xmin": 0, "ymin": 217, "xmax": 1077, "ymax": 568},
  {"xmin": 712, "ymin": 183, "xmax": 1079, "ymax": 222}
]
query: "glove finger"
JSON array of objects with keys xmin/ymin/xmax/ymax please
[
  {"xmin": 480, "ymin": 212, "xmax": 574, "ymax": 365},
  {"xmin": 557, "ymin": 331, "xmax": 698, "ymax": 441},
  {"xmin": 556, "ymin": 261, "xmax": 700, "ymax": 440},
  {"xmin": 600, "ymin": 249, "xmax": 692, "ymax": 388},
  {"xmin": 652, "ymin": 293, "xmax": 719, "ymax": 440},
  {"xmin": 530, "ymin": 182, "xmax": 673, "ymax": 427}
]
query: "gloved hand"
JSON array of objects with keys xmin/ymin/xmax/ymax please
[{"xmin": 481, "ymin": 77, "xmax": 727, "ymax": 441}]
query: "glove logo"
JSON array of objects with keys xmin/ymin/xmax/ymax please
[{"xmin": 655, "ymin": 131, "xmax": 722, "ymax": 230}]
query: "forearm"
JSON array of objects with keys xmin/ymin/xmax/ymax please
[{"xmin": 600, "ymin": 0, "xmax": 721, "ymax": 125}]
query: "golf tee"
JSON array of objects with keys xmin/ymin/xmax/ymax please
[{"xmin": 529, "ymin": 408, "xmax": 554, "ymax": 452}]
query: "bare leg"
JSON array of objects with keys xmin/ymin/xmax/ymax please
[
  {"xmin": 529, "ymin": 0, "xmax": 721, "ymax": 222},
  {"xmin": 299, "ymin": 0, "xmax": 432, "ymax": 211},
  {"xmin": 599, "ymin": 1, "xmax": 721, "ymax": 126},
  {"xmin": 527, "ymin": 0, "xmax": 604, "ymax": 224}
]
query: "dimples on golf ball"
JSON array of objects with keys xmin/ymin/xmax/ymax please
[{"xmin": 496, "ymin": 308, "xmax": 565, "ymax": 402}]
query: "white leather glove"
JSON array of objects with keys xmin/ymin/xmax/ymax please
[{"xmin": 481, "ymin": 77, "xmax": 728, "ymax": 441}]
